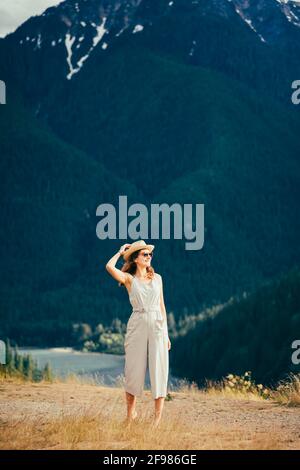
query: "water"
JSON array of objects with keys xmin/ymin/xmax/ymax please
[{"xmin": 18, "ymin": 347, "xmax": 183, "ymax": 391}]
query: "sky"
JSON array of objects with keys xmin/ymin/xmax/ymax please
[{"xmin": 0, "ymin": 0, "xmax": 64, "ymax": 37}]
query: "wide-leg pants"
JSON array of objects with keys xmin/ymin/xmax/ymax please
[{"xmin": 124, "ymin": 307, "xmax": 169, "ymax": 399}]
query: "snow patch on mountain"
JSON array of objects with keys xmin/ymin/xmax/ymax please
[
  {"xmin": 65, "ymin": 16, "xmax": 107, "ymax": 80},
  {"xmin": 189, "ymin": 39, "xmax": 197, "ymax": 57},
  {"xmin": 132, "ymin": 24, "xmax": 144, "ymax": 33},
  {"xmin": 92, "ymin": 17, "xmax": 107, "ymax": 47},
  {"xmin": 280, "ymin": 1, "xmax": 300, "ymax": 27},
  {"xmin": 65, "ymin": 33, "xmax": 76, "ymax": 79},
  {"xmin": 233, "ymin": 4, "xmax": 267, "ymax": 43}
]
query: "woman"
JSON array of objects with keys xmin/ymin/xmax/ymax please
[{"xmin": 105, "ymin": 240, "xmax": 171, "ymax": 428}]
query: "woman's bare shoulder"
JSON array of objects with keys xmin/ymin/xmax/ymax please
[
  {"xmin": 122, "ymin": 273, "xmax": 134, "ymax": 293},
  {"xmin": 124, "ymin": 272, "xmax": 134, "ymax": 284}
]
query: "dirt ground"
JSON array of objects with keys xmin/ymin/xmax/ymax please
[{"xmin": 0, "ymin": 380, "xmax": 299, "ymax": 450}]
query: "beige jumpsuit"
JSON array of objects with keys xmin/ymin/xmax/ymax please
[{"xmin": 124, "ymin": 272, "xmax": 169, "ymax": 399}]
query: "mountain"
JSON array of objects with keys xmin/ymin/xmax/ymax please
[
  {"xmin": 171, "ymin": 266, "xmax": 300, "ymax": 385},
  {"xmin": 233, "ymin": 0, "xmax": 300, "ymax": 43},
  {"xmin": 0, "ymin": 88, "xmax": 142, "ymax": 345},
  {"xmin": 1, "ymin": 0, "xmax": 300, "ymax": 106},
  {"xmin": 0, "ymin": 0, "xmax": 300, "ymax": 348}
]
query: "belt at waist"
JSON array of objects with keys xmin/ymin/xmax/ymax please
[
  {"xmin": 132, "ymin": 307, "xmax": 163, "ymax": 320},
  {"xmin": 132, "ymin": 307, "xmax": 166, "ymax": 327},
  {"xmin": 132, "ymin": 307, "xmax": 160, "ymax": 313}
]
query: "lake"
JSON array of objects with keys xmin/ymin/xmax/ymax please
[{"xmin": 19, "ymin": 347, "xmax": 184, "ymax": 392}]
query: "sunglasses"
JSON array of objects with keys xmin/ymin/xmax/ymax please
[{"xmin": 140, "ymin": 252, "xmax": 153, "ymax": 258}]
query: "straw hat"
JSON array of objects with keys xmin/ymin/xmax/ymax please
[{"xmin": 122, "ymin": 240, "xmax": 155, "ymax": 261}]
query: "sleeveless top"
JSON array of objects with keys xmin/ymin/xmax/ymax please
[
  {"xmin": 127, "ymin": 273, "xmax": 168, "ymax": 335},
  {"xmin": 129, "ymin": 273, "xmax": 163, "ymax": 315}
]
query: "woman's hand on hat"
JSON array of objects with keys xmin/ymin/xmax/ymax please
[{"xmin": 119, "ymin": 243, "xmax": 131, "ymax": 255}]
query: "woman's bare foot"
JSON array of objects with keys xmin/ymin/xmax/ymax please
[
  {"xmin": 124, "ymin": 409, "xmax": 138, "ymax": 425},
  {"xmin": 151, "ymin": 414, "xmax": 161, "ymax": 429}
]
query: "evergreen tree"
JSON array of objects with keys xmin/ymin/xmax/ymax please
[{"xmin": 42, "ymin": 362, "xmax": 53, "ymax": 382}]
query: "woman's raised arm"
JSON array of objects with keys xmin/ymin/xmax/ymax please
[{"xmin": 105, "ymin": 244, "xmax": 131, "ymax": 285}]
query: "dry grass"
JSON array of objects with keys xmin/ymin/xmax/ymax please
[
  {"xmin": 171, "ymin": 377, "xmax": 267, "ymax": 403},
  {"xmin": 3, "ymin": 370, "xmax": 299, "ymax": 406},
  {"xmin": 0, "ymin": 370, "xmax": 124, "ymax": 389},
  {"xmin": 204, "ymin": 385, "xmax": 267, "ymax": 402},
  {"xmin": 270, "ymin": 374, "xmax": 300, "ymax": 407},
  {"xmin": 0, "ymin": 396, "xmax": 283, "ymax": 450},
  {"xmin": 197, "ymin": 373, "xmax": 300, "ymax": 407},
  {"xmin": 1, "ymin": 376, "xmax": 299, "ymax": 450}
]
